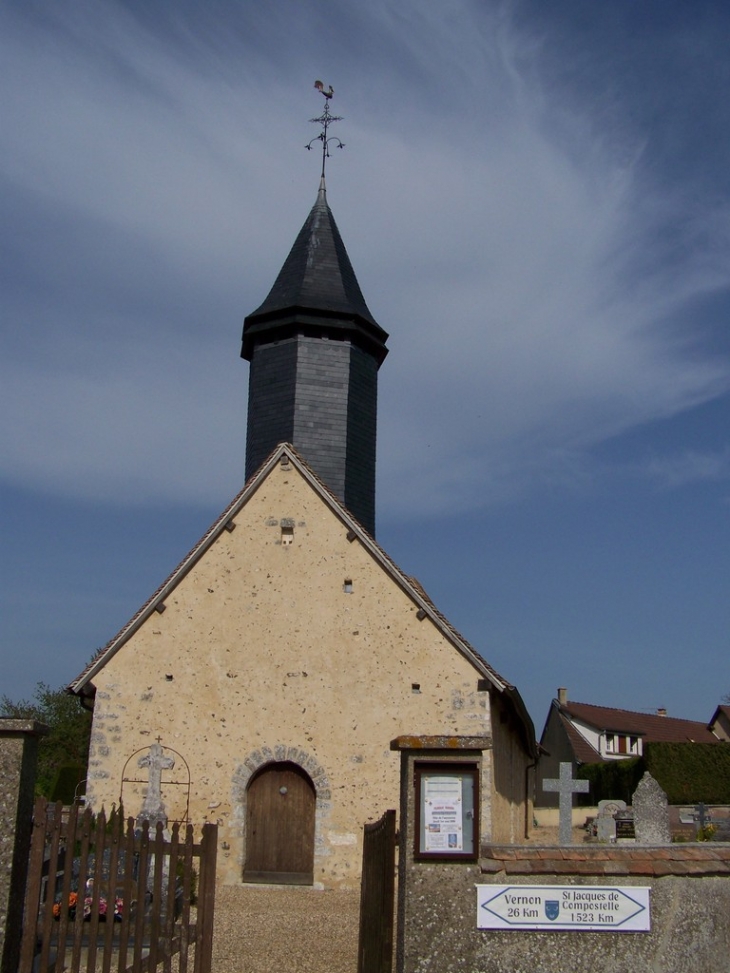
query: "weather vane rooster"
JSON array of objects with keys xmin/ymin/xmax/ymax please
[
  {"xmin": 314, "ymin": 80, "xmax": 334, "ymax": 99},
  {"xmin": 307, "ymin": 81, "xmax": 343, "ymax": 179}
]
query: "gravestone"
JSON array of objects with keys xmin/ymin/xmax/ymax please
[
  {"xmin": 615, "ymin": 811, "xmax": 636, "ymax": 841},
  {"xmin": 542, "ymin": 762, "xmax": 590, "ymax": 845},
  {"xmin": 714, "ymin": 817, "xmax": 730, "ymax": 841},
  {"xmin": 598, "ymin": 799, "xmax": 627, "ymax": 816},
  {"xmin": 596, "ymin": 799, "xmax": 627, "ymax": 843},
  {"xmin": 633, "ymin": 772, "xmax": 670, "ymax": 844},
  {"xmin": 596, "ymin": 814, "xmax": 615, "ymax": 843},
  {"xmin": 695, "ymin": 802, "xmax": 709, "ymax": 830},
  {"xmin": 693, "ymin": 801, "xmax": 715, "ymax": 838}
]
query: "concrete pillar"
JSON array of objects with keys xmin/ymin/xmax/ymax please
[{"xmin": 0, "ymin": 720, "xmax": 48, "ymax": 973}]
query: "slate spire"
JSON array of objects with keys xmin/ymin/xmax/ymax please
[{"xmin": 242, "ymin": 180, "xmax": 388, "ymax": 535}]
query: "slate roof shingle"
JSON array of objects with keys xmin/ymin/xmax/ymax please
[{"xmin": 242, "ymin": 183, "xmax": 388, "ymax": 363}]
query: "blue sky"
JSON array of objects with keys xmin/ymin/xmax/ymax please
[{"xmin": 2, "ymin": 0, "xmax": 729, "ymax": 732}]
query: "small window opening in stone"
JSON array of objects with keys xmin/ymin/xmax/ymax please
[
  {"xmin": 281, "ymin": 525, "xmax": 294, "ymax": 546},
  {"xmin": 343, "ymin": 579, "xmax": 353, "ymax": 594},
  {"xmin": 165, "ymin": 674, "xmax": 174, "ymax": 681},
  {"xmin": 412, "ymin": 683, "xmax": 421, "ymax": 693}
]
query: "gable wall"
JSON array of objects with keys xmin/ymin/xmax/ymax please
[
  {"xmin": 570, "ymin": 717, "xmax": 601, "ymax": 752},
  {"xmin": 86, "ymin": 460, "xmax": 497, "ymax": 888},
  {"xmin": 536, "ymin": 706, "xmax": 575, "ymax": 808},
  {"xmin": 711, "ymin": 711, "xmax": 730, "ymax": 742}
]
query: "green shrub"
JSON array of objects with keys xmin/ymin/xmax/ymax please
[
  {"xmin": 577, "ymin": 758, "xmax": 643, "ymax": 804},
  {"xmin": 577, "ymin": 743, "xmax": 730, "ymax": 805},
  {"xmin": 643, "ymin": 742, "xmax": 730, "ymax": 804}
]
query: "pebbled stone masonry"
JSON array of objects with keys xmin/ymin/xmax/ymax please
[{"xmin": 0, "ymin": 720, "xmax": 48, "ymax": 973}]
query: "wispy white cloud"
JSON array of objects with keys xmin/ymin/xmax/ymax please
[
  {"xmin": 641, "ymin": 448, "xmax": 730, "ymax": 490},
  {"xmin": 2, "ymin": 0, "xmax": 730, "ymax": 515}
]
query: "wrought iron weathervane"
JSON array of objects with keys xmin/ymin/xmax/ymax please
[{"xmin": 306, "ymin": 80, "xmax": 344, "ymax": 179}]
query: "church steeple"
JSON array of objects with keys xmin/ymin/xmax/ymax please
[{"xmin": 241, "ymin": 178, "xmax": 388, "ymax": 535}]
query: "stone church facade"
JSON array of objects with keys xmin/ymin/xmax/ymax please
[{"xmin": 70, "ymin": 176, "xmax": 536, "ymax": 889}]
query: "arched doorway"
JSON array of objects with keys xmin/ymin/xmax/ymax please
[{"xmin": 243, "ymin": 761, "xmax": 316, "ymax": 885}]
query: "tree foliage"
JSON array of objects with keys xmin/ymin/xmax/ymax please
[{"xmin": 0, "ymin": 682, "xmax": 91, "ymax": 799}]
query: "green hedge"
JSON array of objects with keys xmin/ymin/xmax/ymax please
[
  {"xmin": 644, "ymin": 742, "xmax": 730, "ymax": 804},
  {"xmin": 576, "ymin": 757, "xmax": 643, "ymax": 805},
  {"xmin": 577, "ymin": 743, "xmax": 730, "ymax": 805}
]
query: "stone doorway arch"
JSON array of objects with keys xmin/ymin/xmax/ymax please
[
  {"xmin": 233, "ymin": 746, "xmax": 331, "ymax": 886},
  {"xmin": 243, "ymin": 761, "xmax": 316, "ymax": 884}
]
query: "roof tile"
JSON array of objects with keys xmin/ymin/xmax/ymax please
[{"xmin": 562, "ymin": 700, "xmax": 719, "ymax": 745}]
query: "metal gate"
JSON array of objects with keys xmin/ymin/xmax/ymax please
[
  {"xmin": 19, "ymin": 798, "xmax": 217, "ymax": 973},
  {"xmin": 357, "ymin": 809, "xmax": 396, "ymax": 973}
]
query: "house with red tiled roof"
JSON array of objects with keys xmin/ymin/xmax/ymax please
[{"xmin": 537, "ymin": 687, "xmax": 723, "ymax": 806}]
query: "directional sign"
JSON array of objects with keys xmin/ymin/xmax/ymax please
[{"xmin": 477, "ymin": 885, "xmax": 650, "ymax": 932}]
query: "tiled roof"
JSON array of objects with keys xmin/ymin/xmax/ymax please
[
  {"xmin": 558, "ymin": 712, "xmax": 602, "ymax": 763},
  {"xmin": 563, "ymin": 701, "xmax": 719, "ymax": 745},
  {"xmin": 481, "ymin": 844, "xmax": 730, "ymax": 877}
]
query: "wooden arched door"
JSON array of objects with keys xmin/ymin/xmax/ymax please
[{"xmin": 243, "ymin": 761, "xmax": 316, "ymax": 885}]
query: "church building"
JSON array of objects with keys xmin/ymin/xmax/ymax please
[{"xmin": 70, "ymin": 163, "xmax": 536, "ymax": 888}]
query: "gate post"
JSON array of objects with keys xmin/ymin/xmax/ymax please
[
  {"xmin": 0, "ymin": 719, "xmax": 48, "ymax": 973},
  {"xmin": 194, "ymin": 822, "xmax": 218, "ymax": 973},
  {"xmin": 390, "ymin": 735, "xmax": 492, "ymax": 973}
]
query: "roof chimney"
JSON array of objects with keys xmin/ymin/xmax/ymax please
[
  {"xmin": 558, "ymin": 687, "xmax": 567, "ymax": 707},
  {"xmin": 656, "ymin": 707, "xmax": 667, "ymax": 717}
]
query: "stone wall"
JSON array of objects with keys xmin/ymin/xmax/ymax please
[
  {"xmin": 0, "ymin": 720, "xmax": 47, "ymax": 973},
  {"xmin": 84, "ymin": 458, "xmax": 511, "ymax": 889},
  {"xmin": 398, "ymin": 844, "xmax": 730, "ymax": 973}
]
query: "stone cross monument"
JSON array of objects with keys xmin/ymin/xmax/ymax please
[
  {"xmin": 542, "ymin": 762, "xmax": 590, "ymax": 845},
  {"xmin": 136, "ymin": 741, "xmax": 175, "ymax": 829}
]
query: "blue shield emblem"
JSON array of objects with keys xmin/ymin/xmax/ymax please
[{"xmin": 545, "ymin": 900, "xmax": 560, "ymax": 921}]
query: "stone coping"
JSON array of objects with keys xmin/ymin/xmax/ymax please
[
  {"xmin": 0, "ymin": 719, "xmax": 49, "ymax": 737},
  {"xmin": 480, "ymin": 844, "xmax": 730, "ymax": 877},
  {"xmin": 390, "ymin": 735, "xmax": 492, "ymax": 751}
]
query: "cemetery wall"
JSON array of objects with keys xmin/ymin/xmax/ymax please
[{"xmin": 397, "ymin": 845, "xmax": 730, "ymax": 973}]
